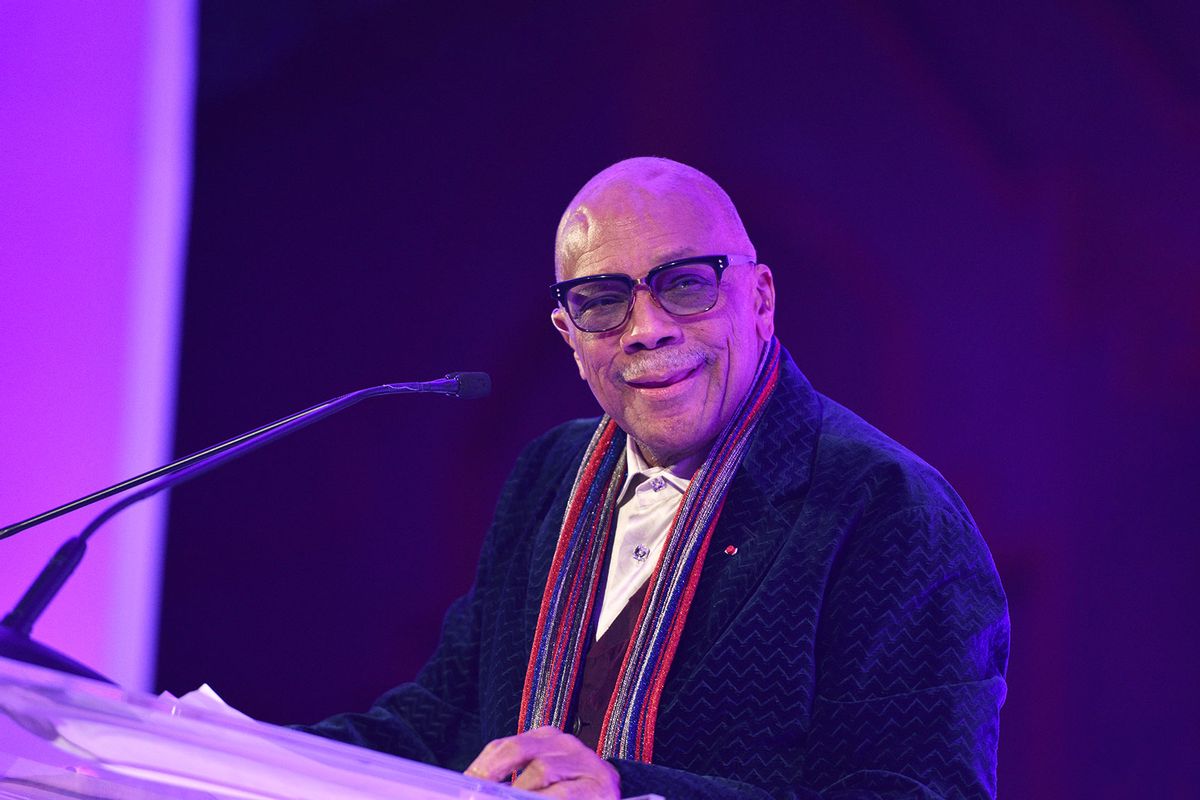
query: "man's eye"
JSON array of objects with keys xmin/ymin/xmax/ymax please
[
  {"xmin": 661, "ymin": 272, "xmax": 712, "ymax": 292},
  {"xmin": 578, "ymin": 293, "xmax": 625, "ymax": 312}
]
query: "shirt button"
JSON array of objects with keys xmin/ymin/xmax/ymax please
[{"xmin": 649, "ymin": 476, "xmax": 666, "ymax": 492}]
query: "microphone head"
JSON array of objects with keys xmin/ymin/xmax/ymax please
[{"xmin": 447, "ymin": 372, "xmax": 491, "ymax": 399}]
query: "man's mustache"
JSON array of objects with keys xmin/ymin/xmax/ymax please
[{"xmin": 619, "ymin": 346, "xmax": 713, "ymax": 383}]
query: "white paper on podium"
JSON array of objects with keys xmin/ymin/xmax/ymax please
[{"xmin": 0, "ymin": 657, "xmax": 536, "ymax": 799}]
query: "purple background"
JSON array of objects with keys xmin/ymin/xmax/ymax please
[{"xmin": 159, "ymin": 3, "xmax": 1199, "ymax": 796}]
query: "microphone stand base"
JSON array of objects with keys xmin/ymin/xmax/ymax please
[{"xmin": 0, "ymin": 623, "xmax": 114, "ymax": 684}]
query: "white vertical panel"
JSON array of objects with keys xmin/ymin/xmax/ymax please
[{"xmin": 0, "ymin": 0, "xmax": 195, "ymax": 690}]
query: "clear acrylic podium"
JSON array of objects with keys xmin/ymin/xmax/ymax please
[{"xmin": 1, "ymin": 655, "xmax": 644, "ymax": 799}]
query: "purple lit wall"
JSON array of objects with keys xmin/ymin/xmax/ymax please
[
  {"xmin": 0, "ymin": 1, "xmax": 1180, "ymax": 797},
  {"xmin": 0, "ymin": 2, "xmax": 194, "ymax": 689}
]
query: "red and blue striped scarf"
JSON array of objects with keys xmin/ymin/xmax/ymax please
[{"xmin": 518, "ymin": 337, "xmax": 782, "ymax": 762}]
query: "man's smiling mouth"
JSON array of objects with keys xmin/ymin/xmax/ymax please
[{"xmin": 624, "ymin": 365, "xmax": 700, "ymax": 389}]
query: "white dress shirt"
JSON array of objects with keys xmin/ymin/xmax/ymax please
[{"xmin": 594, "ymin": 438, "xmax": 694, "ymax": 640}]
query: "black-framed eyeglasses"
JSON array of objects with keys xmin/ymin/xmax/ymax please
[{"xmin": 550, "ymin": 254, "xmax": 755, "ymax": 333}]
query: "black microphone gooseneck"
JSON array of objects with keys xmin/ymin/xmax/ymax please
[
  {"xmin": 0, "ymin": 372, "xmax": 491, "ymax": 683},
  {"xmin": 1, "ymin": 372, "xmax": 489, "ymax": 542}
]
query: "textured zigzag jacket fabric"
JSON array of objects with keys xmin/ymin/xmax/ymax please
[{"xmin": 301, "ymin": 348, "xmax": 1010, "ymax": 799}]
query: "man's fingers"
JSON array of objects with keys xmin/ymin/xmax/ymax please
[
  {"xmin": 465, "ymin": 726, "xmax": 559, "ymax": 781},
  {"xmin": 510, "ymin": 752, "xmax": 597, "ymax": 791},
  {"xmin": 511, "ymin": 760, "xmax": 619, "ymax": 798},
  {"xmin": 464, "ymin": 735, "xmax": 527, "ymax": 781},
  {"xmin": 465, "ymin": 728, "xmax": 619, "ymax": 799},
  {"xmin": 510, "ymin": 756, "xmax": 557, "ymax": 791},
  {"xmin": 511, "ymin": 752, "xmax": 620, "ymax": 797}
]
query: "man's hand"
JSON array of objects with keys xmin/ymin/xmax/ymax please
[{"xmin": 465, "ymin": 726, "xmax": 621, "ymax": 799}]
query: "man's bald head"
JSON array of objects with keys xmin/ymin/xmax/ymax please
[{"xmin": 554, "ymin": 157, "xmax": 755, "ymax": 279}]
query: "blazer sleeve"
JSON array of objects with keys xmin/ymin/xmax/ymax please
[{"xmin": 293, "ymin": 588, "xmax": 486, "ymax": 767}]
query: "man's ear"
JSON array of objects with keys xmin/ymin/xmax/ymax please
[
  {"xmin": 752, "ymin": 263, "xmax": 776, "ymax": 342},
  {"xmin": 551, "ymin": 308, "xmax": 587, "ymax": 380}
]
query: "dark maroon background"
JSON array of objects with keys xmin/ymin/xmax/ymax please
[{"xmin": 159, "ymin": 2, "xmax": 1200, "ymax": 796}]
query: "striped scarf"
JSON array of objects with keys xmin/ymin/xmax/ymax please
[{"xmin": 518, "ymin": 337, "xmax": 782, "ymax": 762}]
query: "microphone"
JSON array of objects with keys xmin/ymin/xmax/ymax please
[
  {"xmin": 0, "ymin": 371, "xmax": 490, "ymax": 683},
  {"xmin": 450, "ymin": 371, "xmax": 491, "ymax": 400}
]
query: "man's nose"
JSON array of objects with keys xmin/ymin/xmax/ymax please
[{"xmin": 621, "ymin": 286, "xmax": 680, "ymax": 352}]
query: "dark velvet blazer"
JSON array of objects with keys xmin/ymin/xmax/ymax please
[{"xmin": 303, "ymin": 350, "xmax": 1010, "ymax": 799}]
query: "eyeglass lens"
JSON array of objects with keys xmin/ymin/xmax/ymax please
[{"xmin": 565, "ymin": 263, "xmax": 721, "ymax": 332}]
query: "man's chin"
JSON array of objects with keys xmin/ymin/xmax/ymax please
[{"xmin": 622, "ymin": 421, "xmax": 716, "ymax": 470}]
